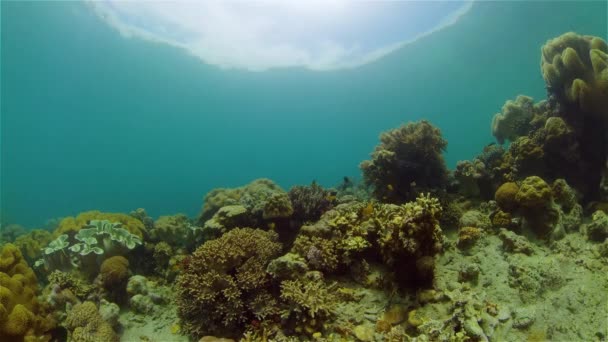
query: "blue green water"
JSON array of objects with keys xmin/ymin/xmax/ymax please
[{"xmin": 1, "ymin": 1, "xmax": 606, "ymax": 227}]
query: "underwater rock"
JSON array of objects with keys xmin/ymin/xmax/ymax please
[
  {"xmin": 459, "ymin": 210, "xmax": 492, "ymax": 230},
  {"xmin": 498, "ymin": 229, "xmax": 534, "ymax": 255},
  {"xmin": 99, "ymin": 299, "xmax": 120, "ymax": 329},
  {"xmin": 126, "ymin": 275, "xmax": 167, "ymax": 315},
  {"xmin": 584, "ymin": 210, "xmax": 608, "ymax": 241}
]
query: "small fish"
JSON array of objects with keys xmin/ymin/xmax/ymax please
[
  {"xmin": 410, "ymin": 181, "xmax": 417, "ymax": 188},
  {"xmin": 387, "ymin": 184, "xmax": 394, "ymax": 191}
]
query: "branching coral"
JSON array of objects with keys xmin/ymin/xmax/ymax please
[
  {"xmin": 176, "ymin": 228, "xmax": 282, "ymax": 338},
  {"xmin": 0, "ymin": 244, "xmax": 54, "ymax": 341},
  {"xmin": 376, "ymin": 194, "xmax": 443, "ymax": 263},
  {"xmin": 360, "ymin": 120, "xmax": 448, "ymax": 202},
  {"xmin": 280, "ymin": 273, "xmax": 339, "ymax": 334}
]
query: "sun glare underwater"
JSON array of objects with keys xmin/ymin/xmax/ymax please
[{"xmin": 1, "ymin": 1, "xmax": 608, "ymax": 341}]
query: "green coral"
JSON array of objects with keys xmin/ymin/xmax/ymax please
[
  {"xmin": 176, "ymin": 228, "xmax": 282, "ymax": 338},
  {"xmin": 360, "ymin": 120, "xmax": 448, "ymax": 202}
]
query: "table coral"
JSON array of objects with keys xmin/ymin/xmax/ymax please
[
  {"xmin": 176, "ymin": 228, "xmax": 282, "ymax": 338},
  {"xmin": 360, "ymin": 120, "xmax": 448, "ymax": 202},
  {"xmin": 0, "ymin": 244, "xmax": 54, "ymax": 342}
]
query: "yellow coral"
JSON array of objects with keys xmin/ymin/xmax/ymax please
[
  {"xmin": 54, "ymin": 210, "xmax": 146, "ymax": 238},
  {"xmin": 0, "ymin": 244, "xmax": 53, "ymax": 341}
]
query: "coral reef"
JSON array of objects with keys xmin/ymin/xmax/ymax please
[
  {"xmin": 54, "ymin": 210, "xmax": 146, "ymax": 238},
  {"xmin": 65, "ymin": 301, "xmax": 118, "ymax": 342},
  {"xmin": 0, "ymin": 244, "xmax": 54, "ymax": 342},
  {"xmin": 360, "ymin": 120, "xmax": 448, "ymax": 202},
  {"xmin": 176, "ymin": 228, "xmax": 282, "ymax": 338}
]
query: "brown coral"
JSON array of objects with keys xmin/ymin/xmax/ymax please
[
  {"xmin": 176, "ymin": 228, "xmax": 282, "ymax": 338},
  {"xmin": 99, "ymin": 256, "xmax": 129, "ymax": 289},
  {"xmin": 360, "ymin": 120, "xmax": 448, "ymax": 202},
  {"xmin": 495, "ymin": 182, "xmax": 520, "ymax": 212}
]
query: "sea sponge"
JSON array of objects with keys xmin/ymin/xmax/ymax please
[
  {"xmin": 99, "ymin": 256, "xmax": 129, "ymax": 289},
  {"xmin": 176, "ymin": 228, "xmax": 282, "ymax": 338},
  {"xmin": 495, "ymin": 182, "xmax": 520, "ymax": 212},
  {"xmin": 541, "ymin": 32, "xmax": 608, "ymax": 119},
  {"xmin": 54, "ymin": 210, "xmax": 146, "ymax": 238},
  {"xmin": 360, "ymin": 120, "xmax": 448, "ymax": 202},
  {"xmin": 516, "ymin": 176, "xmax": 552, "ymax": 209},
  {"xmin": 0, "ymin": 244, "xmax": 53, "ymax": 341},
  {"xmin": 491, "ymin": 95, "xmax": 536, "ymax": 144}
]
